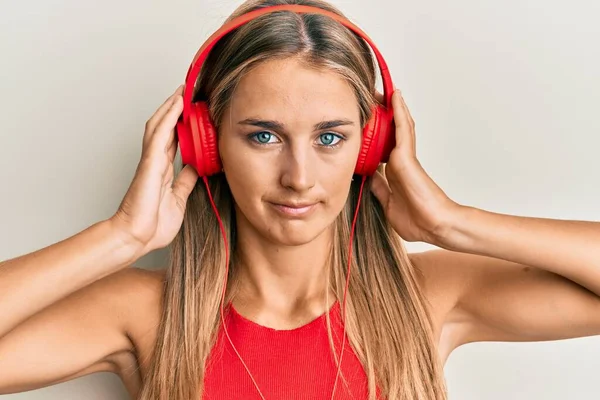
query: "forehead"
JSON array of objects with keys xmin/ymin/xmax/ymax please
[{"xmin": 228, "ymin": 57, "xmax": 360, "ymax": 123}]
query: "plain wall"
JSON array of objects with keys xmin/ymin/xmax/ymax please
[{"xmin": 1, "ymin": 0, "xmax": 599, "ymax": 398}]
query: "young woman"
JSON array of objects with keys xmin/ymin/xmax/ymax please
[{"xmin": 1, "ymin": 0, "xmax": 599, "ymax": 399}]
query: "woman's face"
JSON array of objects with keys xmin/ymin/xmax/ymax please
[{"xmin": 218, "ymin": 57, "xmax": 363, "ymax": 246}]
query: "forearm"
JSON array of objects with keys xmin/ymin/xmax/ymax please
[
  {"xmin": 0, "ymin": 219, "xmax": 144, "ymax": 338},
  {"xmin": 436, "ymin": 205, "xmax": 600, "ymax": 296}
]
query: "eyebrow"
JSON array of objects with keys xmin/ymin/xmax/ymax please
[{"xmin": 237, "ymin": 118, "xmax": 355, "ymax": 132}]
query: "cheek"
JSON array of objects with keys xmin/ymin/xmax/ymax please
[
  {"xmin": 323, "ymin": 172, "xmax": 353, "ymax": 209},
  {"xmin": 329, "ymin": 143, "xmax": 360, "ymax": 186},
  {"xmin": 220, "ymin": 143, "xmax": 271, "ymax": 210},
  {"xmin": 223, "ymin": 161, "xmax": 260, "ymax": 203}
]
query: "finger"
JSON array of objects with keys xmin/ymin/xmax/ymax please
[
  {"xmin": 168, "ymin": 84, "xmax": 185, "ymax": 159},
  {"xmin": 391, "ymin": 90, "xmax": 415, "ymax": 156},
  {"xmin": 397, "ymin": 91, "xmax": 417, "ymax": 154},
  {"xmin": 159, "ymin": 163, "xmax": 175, "ymax": 200},
  {"xmin": 370, "ymin": 170, "xmax": 391, "ymax": 207},
  {"xmin": 162, "ymin": 163, "xmax": 174, "ymax": 188},
  {"xmin": 166, "ymin": 127, "xmax": 178, "ymax": 162},
  {"xmin": 143, "ymin": 85, "xmax": 184, "ymax": 148},
  {"xmin": 397, "ymin": 90, "xmax": 415, "ymax": 128},
  {"xmin": 172, "ymin": 164, "xmax": 199, "ymax": 209},
  {"xmin": 147, "ymin": 86, "xmax": 181, "ymax": 130},
  {"xmin": 148, "ymin": 95, "xmax": 183, "ymax": 156}
]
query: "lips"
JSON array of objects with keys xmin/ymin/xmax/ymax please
[
  {"xmin": 274, "ymin": 202, "xmax": 316, "ymax": 208},
  {"xmin": 267, "ymin": 201, "xmax": 319, "ymax": 217}
]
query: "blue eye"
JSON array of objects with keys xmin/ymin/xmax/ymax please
[
  {"xmin": 318, "ymin": 132, "xmax": 343, "ymax": 147},
  {"xmin": 249, "ymin": 131, "xmax": 278, "ymax": 144},
  {"xmin": 248, "ymin": 131, "xmax": 344, "ymax": 147}
]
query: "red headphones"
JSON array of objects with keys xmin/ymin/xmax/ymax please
[{"xmin": 176, "ymin": 4, "xmax": 396, "ymax": 177}]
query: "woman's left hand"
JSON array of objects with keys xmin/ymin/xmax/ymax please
[{"xmin": 370, "ymin": 89, "xmax": 462, "ymax": 245}]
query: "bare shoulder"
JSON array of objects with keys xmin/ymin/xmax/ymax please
[
  {"xmin": 408, "ymin": 249, "xmax": 471, "ymax": 361},
  {"xmin": 0, "ymin": 266, "xmax": 166, "ymax": 397},
  {"xmin": 409, "ymin": 249, "xmax": 465, "ymax": 314},
  {"xmin": 101, "ymin": 266, "xmax": 166, "ymax": 397},
  {"xmin": 119, "ymin": 267, "xmax": 166, "ymax": 377}
]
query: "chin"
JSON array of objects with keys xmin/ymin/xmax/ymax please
[
  {"xmin": 234, "ymin": 202, "xmax": 336, "ymax": 246},
  {"xmin": 269, "ymin": 225, "xmax": 322, "ymax": 246},
  {"xmin": 263, "ymin": 220, "xmax": 331, "ymax": 247}
]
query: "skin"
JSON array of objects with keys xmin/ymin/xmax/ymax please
[
  {"xmin": 1, "ymin": 57, "xmax": 600, "ymax": 399},
  {"xmin": 219, "ymin": 57, "xmax": 362, "ymax": 317}
]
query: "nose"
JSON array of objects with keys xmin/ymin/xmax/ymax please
[{"xmin": 279, "ymin": 143, "xmax": 316, "ymax": 192}]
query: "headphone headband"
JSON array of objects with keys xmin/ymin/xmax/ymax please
[{"xmin": 181, "ymin": 4, "xmax": 394, "ymax": 122}]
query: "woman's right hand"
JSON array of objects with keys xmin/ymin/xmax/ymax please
[{"xmin": 109, "ymin": 84, "xmax": 199, "ymax": 253}]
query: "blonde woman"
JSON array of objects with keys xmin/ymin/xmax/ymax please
[{"xmin": 1, "ymin": 1, "xmax": 599, "ymax": 399}]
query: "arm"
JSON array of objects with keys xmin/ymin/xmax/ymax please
[
  {"xmin": 369, "ymin": 89, "xmax": 600, "ymax": 345},
  {"xmin": 424, "ymin": 206, "xmax": 600, "ymax": 346},
  {"xmin": 0, "ymin": 219, "xmax": 141, "ymax": 339},
  {"xmin": 0, "ymin": 83, "xmax": 194, "ymax": 341},
  {"xmin": 0, "ymin": 266, "xmax": 159, "ymax": 395},
  {"xmin": 0, "ymin": 85, "xmax": 195, "ymax": 394},
  {"xmin": 0, "ymin": 220, "xmax": 148, "ymax": 394}
]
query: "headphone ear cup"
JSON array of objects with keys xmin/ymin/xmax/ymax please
[
  {"xmin": 355, "ymin": 104, "xmax": 395, "ymax": 176},
  {"xmin": 176, "ymin": 111, "xmax": 197, "ymax": 171},
  {"xmin": 189, "ymin": 102, "xmax": 222, "ymax": 177},
  {"xmin": 378, "ymin": 106, "xmax": 396, "ymax": 164}
]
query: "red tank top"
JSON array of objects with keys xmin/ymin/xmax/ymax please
[{"xmin": 202, "ymin": 300, "xmax": 383, "ymax": 399}]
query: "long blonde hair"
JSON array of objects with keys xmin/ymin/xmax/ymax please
[{"xmin": 138, "ymin": 1, "xmax": 448, "ymax": 399}]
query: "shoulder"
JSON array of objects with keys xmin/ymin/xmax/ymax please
[
  {"xmin": 117, "ymin": 266, "xmax": 166, "ymax": 299},
  {"xmin": 103, "ymin": 266, "xmax": 167, "ymax": 389},
  {"xmin": 409, "ymin": 249, "xmax": 466, "ymax": 312},
  {"xmin": 117, "ymin": 266, "xmax": 166, "ymax": 349},
  {"xmin": 71, "ymin": 266, "xmax": 165, "ymax": 329},
  {"xmin": 102, "ymin": 266, "xmax": 166, "ymax": 315},
  {"xmin": 93, "ymin": 266, "xmax": 166, "ymax": 344},
  {"xmin": 91, "ymin": 267, "xmax": 166, "ymax": 394},
  {"xmin": 408, "ymin": 249, "xmax": 472, "ymax": 355}
]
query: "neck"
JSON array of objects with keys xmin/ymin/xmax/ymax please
[{"xmin": 231, "ymin": 224, "xmax": 335, "ymax": 312}]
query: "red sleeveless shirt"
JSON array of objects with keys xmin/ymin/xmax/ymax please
[{"xmin": 202, "ymin": 300, "xmax": 383, "ymax": 399}]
